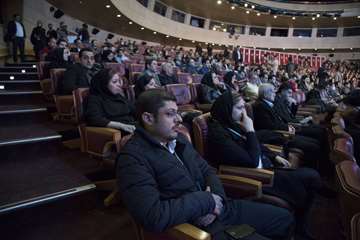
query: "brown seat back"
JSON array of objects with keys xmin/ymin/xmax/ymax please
[
  {"xmin": 73, "ymin": 88, "xmax": 90, "ymax": 124},
  {"xmin": 37, "ymin": 61, "xmax": 50, "ymax": 80},
  {"xmin": 192, "ymin": 112, "xmax": 211, "ymax": 157},
  {"xmin": 177, "ymin": 72, "xmax": 191, "ymax": 84},
  {"xmin": 50, "ymin": 68, "xmax": 66, "ymax": 94},
  {"xmin": 104, "ymin": 63, "xmax": 126, "ymax": 76},
  {"xmin": 165, "ymin": 84, "xmax": 192, "ymax": 106},
  {"xmin": 332, "ymin": 136, "xmax": 355, "ymax": 164}
]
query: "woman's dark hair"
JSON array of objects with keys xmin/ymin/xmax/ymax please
[
  {"xmin": 134, "ymin": 74, "xmax": 153, "ymax": 98},
  {"xmin": 201, "ymin": 71, "xmax": 217, "ymax": 88},
  {"xmin": 211, "ymin": 91, "xmax": 242, "ymax": 128},
  {"xmin": 102, "ymin": 50, "xmax": 114, "ymax": 62},
  {"xmin": 90, "ymin": 68, "xmax": 119, "ymax": 97},
  {"xmin": 223, "ymin": 71, "xmax": 236, "ymax": 89},
  {"xmin": 49, "ymin": 48, "xmax": 71, "ymax": 69}
]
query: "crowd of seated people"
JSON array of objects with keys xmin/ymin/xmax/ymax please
[{"xmin": 35, "ymin": 28, "xmax": 360, "ymax": 239}]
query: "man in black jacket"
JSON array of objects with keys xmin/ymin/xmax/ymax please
[
  {"xmin": 7, "ymin": 14, "xmax": 26, "ymax": 62},
  {"xmin": 253, "ymin": 84, "xmax": 324, "ymax": 169},
  {"xmin": 58, "ymin": 48, "xmax": 102, "ymax": 95},
  {"xmin": 232, "ymin": 46, "xmax": 242, "ymax": 66},
  {"xmin": 117, "ymin": 89, "xmax": 294, "ymax": 240}
]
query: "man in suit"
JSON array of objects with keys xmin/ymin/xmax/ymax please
[
  {"xmin": 7, "ymin": 14, "xmax": 26, "ymax": 62},
  {"xmin": 252, "ymin": 84, "xmax": 323, "ymax": 169},
  {"xmin": 232, "ymin": 46, "xmax": 242, "ymax": 66}
]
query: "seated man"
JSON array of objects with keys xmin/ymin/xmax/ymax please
[
  {"xmin": 159, "ymin": 62, "xmax": 178, "ymax": 86},
  {"xmin": 252, "ymin": 84, "xmax": 324, "ymax": 169},
  {"xmin": 57, "ymin": 48, "xmax": 102, "ymax": 95},
  {"xmin": 143, "ymin": 58, "xmax": 161, "ymax": 86},
  {"xmin": 117, "ymin": 89, "xmax": 294, "ymax": 240}
]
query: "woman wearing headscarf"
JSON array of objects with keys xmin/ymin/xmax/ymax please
[
  {"xmin": 134, "ymin": 74, "xmax": 160, "ymax": 98},
  {"xmin": 85, "ymin": 68, "xmax": 136, "ymax": 134},
  {"xmin": 47, "ymin": 47, "xmax": 72, "ymax": 70},
  {"xmin": 199, "ymin": 71, "xmax": 227, "ymax": 104},
  {"xmin": 207, "ymin": 91, "xmax": 322, "ymax": 239}
]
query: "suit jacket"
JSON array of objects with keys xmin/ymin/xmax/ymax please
[
  {"xmin": 252, "ymin": 100, "xmax": 288, "ymax": 131},
  {"xmin": 7, "ymin": 20, "xmax": 26, "ymax": 39},
  {"xmin": 232, "ymin": 50, "xmax": 242, "ymax": 63}
]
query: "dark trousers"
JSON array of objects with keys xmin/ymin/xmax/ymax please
[
  {"xmin": 287, "ymin": 135, "xmax": 322, "ymax": 169},
  {"xmin": 203, "ymin": 199, "xmax": 294, "ymax": 240},
  {"xmin": 12, "ymin": 37, "xmax": 25, "ymax": 62}
]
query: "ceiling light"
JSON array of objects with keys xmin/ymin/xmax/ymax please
[
  {"xmin": 268, "ymin": 48, "xmax": 270, "ymax": 50},
  {"xmin": 21, "ymin": 69, "xmax": 26, "ymax": 73},
  {"xmin": 32, "ymin": 65, "xmax": 36, "ymax": 68},
  {"xmin": 256, "ymin": 13, "xmax": 261, "ymax": 16},
  {"xmin": 273, "ymin": 15, "xmax": 277, "ymax": 19},
  {"xmin": 282, "ymin": 48, "xmax": 286, "ymax": 50},
  {"xmin": 298, "ymin": 48, "xmax": 301, "ymax": 50},
  {"xmin": 212, "ymin": 27, "xmax": 216, "ymax": 30},
  {"xmin": 312, "ymin": 17, "xmax": 316, "ymax": 20},
  {"xmin": 129, "ymin": 21, "xmax": 133, "ymax": 24},
  {"xmin": 292, "ymin": 16, "xmax": 296, "ymax": 20},
  {"xmin": 333, "ymin": 17, "xmax": 337, "ymax": 20},
  {"xmin": 140, "ymin": 27, "xmax": 144, "ymax": 30},
  {"xmin": 212, "ymin": 43, "xmax": 215, "ymax": 46},
  {"xmin": 316, "ymin": 13, "xmax": 320, "ymax": 18},
  {"xmin": 179, "ymin": 38, "xmax": 182, "ymax": 40},
  {"xmin": 357, "ymin": 16, "xmax": 360, "ymax": 18},
  {"xmin": 246, "ymin": 10, "xmax": 250, "ymax": 14},
  {"xmin": 231, "ymin": 6, "xmax": 235, "ymax": 10},
  {"xmin": 223, "ymin": 28, "xmax": 227, "ymax": 32},
  {"xmin": 166, "ymin": 35, "xmax": 169, "ymax": 38},
  {"xmin": 10, "ymin": 76, "xmax": 14, "ymax": 80},
  {"xmin": 153, "ymin": 31, "xmax": 157, "ymax": 34},
  {"xmin": 79, "ymin": 1, "xmax": 82, "ymax": 3},
  {"xmin": 105, "ymin": 5, "xmax": 110, "ymax": 8},
  {"xmin": 116, "ymin": 14, "xmax": 121, "ymax": 18},
  {"xmin": 314, "ymin": 48, "xmax": 317, "ymax": 51},
  {"xmin": 217, "ymin": 0, "xmax": 222, "ymax": 4},
  {"xmin": 332, "ymin": 48, "xmax": 335, "ymax": 50},
  {"xmin": 244, "ymin": 3, "xmax": 248, "ymax": 7},
  {"xmin": 192, "ymin": 40, "xmax": 195, "ymax": 43},
  {"xmin": 251, "ymin": 5, "xmax": 255, "ymax": 9},
  {"xmin": 350, "ymin": 47, "xmax": 353, "ymax": 50}
]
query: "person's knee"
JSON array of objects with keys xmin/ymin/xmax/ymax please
[
  {"xmin": 297, "ymin": 168, "xmax": 322, "ymax": 190},
  {"xmin": 269, "ymin": 207, "xmax": 294, "ymax": 239}
]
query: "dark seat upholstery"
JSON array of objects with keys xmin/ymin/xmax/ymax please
[
  {"xmin": 331, "ymin": 137, "xmax": 355, "ymax": 164},
  {"xmin": 352, "ymin": 212, "xmax": 360, "ymax": 240},
  {"xmin": 165, "ymin": 84, "xmax": 195, "ymax": 111}
]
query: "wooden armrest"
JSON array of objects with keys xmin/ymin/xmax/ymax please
[
  {"xmin": 218, "ymin": 165, "xmax": 274, "ymax": 186},
  {"xmin": 167, "ymin": 223, "xmax": 211, "ymax": 240},
  {"xmin": 296, "ymin": 111, "xmax": 313, "ymax": 116},
  {"xmin": 217, "ymin": 174, "xmax": 263, "ymax": 199},
  {"xmin": 85, "ymin": 127, "xmax": 122, "ymax": 156},
  {"xmin": 301, "ymin": 104, "xmax": 321, "ymax": 111},
  {"xmin": 274, "ymin": 130, "xmax": 293, "ymax": 138},
  {"xmin": 263, "ymin": 144, "xmax": 282, "ymax": 154},
  {"xmin": 298, "ymin": 107, "xmax": 318, "ymax": 113}
]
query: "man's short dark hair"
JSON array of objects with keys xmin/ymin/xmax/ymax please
[
  {"xmin": 79, "ymin": 48, "xmax": 93, "ymax": 58},
  {"xmin": 278, "ymin": 82, "xmax": 292, "ymax": 93},
  {"xmin": 136, "ymin": 89, "xmax": 176, "ymax": 126},
  {"xmin": 145, "ymin": 58, "xmax": 156, "ymax": 69}
]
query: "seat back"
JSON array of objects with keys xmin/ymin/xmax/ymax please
[
  {"xmin": 73, "ymin": 88, "xmax": 90, "ymax": 123},
  {"xmin": 129, "ymin": 71, "xmax": 142, "ymax": 84},
  {"xmin": 37, "ymin": 61, "xmax": 50, "ymax": 80},
  {"xmin": 165, "ymin": 84, "xmax": 192, "ymax": 105},
  {"xmin": 130, "ymin": 64, "xmax": 145, "ymax": 73},
  {"xmin": 332, "ymin": 137, "xmax": 355, "ymax": 164},
  {"xmin": 192, "ymin": 74, "xmax": 203, "ymax": 84},
  {"xmin": 104, "ymin": 63, "xmax": 126, "ymax": 76},
  {"xmin": 126, "ymin": 85, "xmax": 136, "ymax": 103},
  {"xmin": 189, "ymin": 83, "xmax": 201, "ymax": 104},
  {"xmin": 192, "ymin": 112, "xmax": 211, "ymax": 157},
  {"xmin": 177, "ymin": 72, "xmax": 191, "ymax": 84},
  {"xmin": 50, "ymin": 68, "xmax": 66, "ymax": 94}
]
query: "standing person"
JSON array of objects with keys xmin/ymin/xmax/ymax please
[
  {"xmin": 78, "ymin": 23, "xmax": 90, "ymax": 43},
  {"xmin": 7, "ymin": 14, "xmax": 26, "ymax": 62},
  {"xmin": 30, "ymin": 20, "xmax": 47, "ymax": 60},
  {"xmin": 207, "ymin": 43, "xmax": 213, "ymax": 57},
  {"xmin": 232, "ymin": 46, "xmax": 242, "ymax": 66},
  {"xmin": 46, "ymin": 23, "xmax": 57, "ymax": 40}
]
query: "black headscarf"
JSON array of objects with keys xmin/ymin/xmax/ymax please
[
  {"xmin": 89, "ymin": 68, "xmax": 125, "ymax": 101},
  {"xmin": 223, "ymin": 71, "xmax": 236, "ymax": 90},
  {"xmin": 48, "ymin": 48, "xmax": 72, "ymax": 69},
  {"xmin": 134, "ymin": 74, "xmax": 152, "ymax": 98},
  {"xmin": 201, "ymin": 71, "xmax": 216, "ymax": 89},
  {"xmin": 211, "ymin": 91, "xmax": 241, "ymax": 131}
]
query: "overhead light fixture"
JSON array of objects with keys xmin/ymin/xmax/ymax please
[
  {"xmin": 357, "ymin": 16, "xmax": 360, "ymax": 18},
  {"xmin": 256, "ymin": 13, "xmax": 261, "ymax": 16},
  {"xmin": 32, "ymin": 65, "xmax": 36, "ymax": 68},
  {"xmin": 166, "ymin": 35, "xmax": 169, "ymax": 38},
  {"xmin": 333, "ymin": 17, "xmax": 337, "ymax": 20},
  {"xmin": 212, "ymin": 27, "xmax": 216, "ymax": 30},
  {"xmin": 217, "ymin": 0, "xmax": 222, "ymax": 4},
  {"xmin": 21, "ymin": 69, "xmax": 26, "ymax": 73},
  {"xmin": 212, "ymin": 43, "xmax": 215, "ymax": 46},
  {"xmin": 129, "ymin": 21, "xmax": 133, "ymax": 24},
  {"xmin": 314, "ymin": 48, "xmax": 318, "ymax": 51},
  {"xmin": 179, "ymin": 38, "xmax": 182, "ymax": 40},
  {"xmin": 192, "ymin": 40, "xmax": 195, "ymax": 43},
  {"xmin": 350, "ymin": 47, "xmax": 353, "ymax": 50},
  {"xmin": 231, "ymin": 6, "xmax": 235, "ymax": 10},
  {"xmin": 283, "ymin": 48, "xmax": 286, "ymax": 50},
  {"xmin": 244, "ymin": 3, "xmax": 248, "ymax": 7},
  {"xmin": 116, "ymin": 14, "xmax": 121, "ymax": 18},
  {"xmin": 268, "ymin": 47, "xmax": 270, "ymax": 50},
  {"xmin": 10, "ymin": 76, "xmax": 14, "ymax": 80},
  {"xmin": 273, "ymin": 15, "xmax": 277, "ymax": 19},
  {"xmin": 223, "ymin": 28, "xmax": 227, "ymax": 32},
  {"xmin": 105, "ymin": 5, "xmax": 110, "ymax": 8},
  {"xmin": 246, "ymin": 10, "xmax": 250, "ymax": 14},
  {"xmin": 292, "ymin": 16, "xmax": 296, "ymax": 20},
  {"xmin": 140, "ymin": 27, "xmax": 144, "ymax": 30},
  {"xmin": 298, "ymin": 48, "xmax": 301, "ymax": 50},
  {"xmin": 153, "ymin": 31, "xmax": 157, "ymax": 34},
  {"xmin": 332, "ymin": 48, "xmax": 335, "ymax": 50},
  {"xmin": 316, "ymin": 13, "xmax": 320, "ymax": 18},
  {"xmin": 251, "ymin": 5, "xmax": 255, "ymax": 9},
  {"xmin": 312, "ymin": 17, "xmax": 316, "ymax": 20}
]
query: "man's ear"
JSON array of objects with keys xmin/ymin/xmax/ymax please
[{"xmin": 142, "ymin": 112, "xmax": 154, "ymax": 126}]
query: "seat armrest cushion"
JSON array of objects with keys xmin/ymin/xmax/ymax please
[
  {"xmin": 167, "ymin": 223, "xmax": 211, "ymax": 240},
  {"xmin": 218, "ymin": 166, "xmax": 274, "ymax": 186},
  {"xmin": 217, "ymin": 174, "xmax": 263, "ymax": 199}
]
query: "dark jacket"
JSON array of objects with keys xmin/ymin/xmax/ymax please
[
  {"xmin": 207, "ymin": 120, "xmax": 273, "ymax": 168},
  {"xmin": 252, "ymin": 100, "xmax": 288, "ymax": 131},
  {"xmin": 273, "ymin": 95, "xmax": 299, "ymax": 124},
  {"xmin": 7, "ymin": 20, "xmax": 26, "ymax": 39},
  {"xmin": 58, "ymin": 63, "xmax": 101, "ymax": 95},
  {"xmin": 117, "ymin": 127, "xmax": 226, "ymax": 232},
  {"xmin": 85, "ymin": 93, "xmax": 135, "ymax": 127},
  {"xmin": 30, "ymin": 26, "xmax": 47, "ymax": 49},
  {"xmin": 159, "ymin": 73, "xmax": 178, "ymax": 86}
]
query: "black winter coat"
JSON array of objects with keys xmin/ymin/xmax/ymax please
[
  {"xmin": 252, "ymin": 100, "xmax": 288, "ymax": 131},
  {"xmin": 117, "ymin": 127, "xmax": 226, "ymax": 232}
]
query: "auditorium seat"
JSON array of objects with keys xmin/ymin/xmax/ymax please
[
  {"xmin": 352, "ymin": 213, "xmax": 360, "ymax": 240},
  {"xmin": 129, "ymin": 71, "xmax": 142, "ymax": 84},
  {"xmin": 36, "ymin": 61, "xmax": 50, "ymax": 80},
  {"xmin": 165, "ymin": 84, "xmax": 196, "ymax": 112},
  {"xmin": 192, "ymin": 74, "xmax": 203, "ymax": 84},
  {"xmin": 130, "ymin": 63, "xmax": 145, "ymax": 73},
  {"xmin": 73, "ymin": 88, "xmax": 122, "ymax": 157},
  {"xmin": 50, "ymin": 68, "xmax": 75, "ymax": 122},
  {"xmin": 331, "ymin": 137, "xmax": 355, "ymax": 164},
  {"xmin": 104, "ymin": 62, "xmax": 126, "ymax": 77},
  {"xmin": 189, "ymin": 83, "xmax": 212, "ymax": 113},
  {"xmin": 177, "ymin": 72, "xmax": 192, "ymax": 84},
  {"xmin": 336, "ymin": 160, "xmax": 360, "ymax": 240}
]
